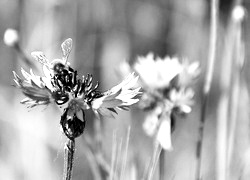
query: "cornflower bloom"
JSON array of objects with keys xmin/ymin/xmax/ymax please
[
  {"xmin": 13, "ymin": 38, "xmax": 141, "ymax": 140},
  {"xmin": 126, "ymin": 53, "xmax": 199, "ymax": 150}
]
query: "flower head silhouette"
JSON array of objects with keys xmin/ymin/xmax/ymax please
[{"xmin": 13, "ymin": 38, "xmax": 141, "ymax": 139}]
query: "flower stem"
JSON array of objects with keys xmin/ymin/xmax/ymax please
[
  {"xmin": 227, "ymin": 8, "xmax": 244, "ymax": 177},
  {"xmin": 63, "ymin": 139, "xmax": 75, "ymax": 180},
  {"xmin": 195, "ymin": 0, "xmax": 218, "ymax": 179},
  {"xmin": 159, "ymin": 150, "xmax": 165, "ymax": 180}
]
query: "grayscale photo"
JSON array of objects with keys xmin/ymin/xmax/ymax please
[{"xmin": 0, "ymin": 0, "xmax": 249, "ymax": 180}]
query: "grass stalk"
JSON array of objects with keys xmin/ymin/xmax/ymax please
[
  {"xmin": 63, "ymin": 139, "xmax": 75, "ymax": 180},
  {"xmin": 159, "ymin": 150, "xmax": 165, "ymax": 180},
  {"xmin": 120, "ymin": 127, "xmax": 131, "ymax": 180},
  {"xmin": 83, "ymin": 133, "xmax": 112, "ymax": 179},
  {"xmin": 83, "ymin": 144, "xmax": 102, "ymax": 180},
  {"xmin": 195, "ymin": 0, "xmax": 218, "ymax": 179},
  {"xmin": 147, "ymin": 142, "xmax": 162, "ymax": 180},
  {"xmin": 215, "ymin": 4, "xmax": 245, "ymax": 179},
  {"xmin": 94, "ymin": 116, "xmax": 102, "ymax": 150},
  {"xmin": 227, "ymin": 4, "xmax": 245, "ymax": 178},
  {"xmin": 110, "ymin": 131, "xmax": 118, "ymax": 180},
  {"xmin": 142, "ymin": 157, "xmax": 151, "ymax": 180}
]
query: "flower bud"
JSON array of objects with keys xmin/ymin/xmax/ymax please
[
  {"xmin": 4, "ymin": 28, "xmax": 19, "ymax": 47},
  {"xmin": 232, "ymin": 5, "xmax": 245, "ymax": 22},
  {"xmin": 60, "ymin": 108, "xmax": 85, "ymax": 139}
]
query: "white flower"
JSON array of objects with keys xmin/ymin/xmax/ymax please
[
  {"xmin": 178, "ymin": 59, "xmax": 200, "ymax": 87},
  {"xmin": 129, "ymin": 53, "xmax": 199, "ymax": 150},
  {"xmin": 134, "ymin": 53, "xmax": 183, "ymax": 89},
  {"xmin": 4, "ymin": 29, "xmax": 19, "ymax": 47},
  {"xmin": 169, "ymin": 88, "xmax": 194, "ymax": 114},
  {"xmin": 91, "ymin": 73, "xmax": 141, "ymax": 117}
]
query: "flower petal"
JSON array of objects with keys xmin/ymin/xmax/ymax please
[
  {"xmin": 156, "ymin": 115, "xmax": 173, "ymax": 151},
  {"xmin": 143, "ymin": 112, "xmax": 159, "ymax": 136},
  {"xmin": 91, "ymin": 73, "xmax": 141, "ymax": 116},
  {"xmin": 13, "ymin": 69, "xmax": 53, "ymax": 108},
  {"xmin": 134, "ymin": 53, "xmax": 183, "ymax": 89}
]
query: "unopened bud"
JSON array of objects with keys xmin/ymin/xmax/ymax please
[
  {"xmin": 4, "ymin": 28, "xmax": 19, "ymax": 47},
  {"xmin": 232, "ymin": 5, "xmax": 245, "ymax": 22},
  {"xmin": 60, "ymin": 108, "xmax": 85, "ymax": 139}
]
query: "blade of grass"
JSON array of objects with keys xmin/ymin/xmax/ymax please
[
  {"xmin": 80, "ymin": 135, "xmax": 102, "ymax": 180},
  {"xmin": 215, "ymin": 7, "xmax": 241, "ymax": 180},
  {"xmin": 114, "ymin": 138, "xmax": 123, "ymax": 178},
  {"xmin": 147, "ymin": 142, "xmax": 162, "ymax": 180},
  {"xmin": 110, "ymin": 130, "xmax": 118, "ymax": 180},
  {"xmin": 142, "ymin": 157, "xmax": 151, "ymax": 180},
  {"xmin": 120, "ymin": 127, "xmax": 131, "ymax": 180},
  {"xmin": 195, "ymin": 0, "xmax": 218, "ymax": 179},
  {"xmin": 83, "ymin": 133, "xmax": 111, "ymax": 178},
  {"xmin": 227, "ymin": 4, "xmax": 245, "ymax": 178}
]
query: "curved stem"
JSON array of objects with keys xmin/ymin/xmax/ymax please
[
  {"xmin": 195, "ymin": 0, "xmax": 218, "ymax": 179},
  {"xmin": 63, "ymin": 139, "xmax": 75, "ymax": 180}
]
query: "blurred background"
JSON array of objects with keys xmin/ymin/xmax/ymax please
[{"xmin": 0, "ymin": 0, "xmax": 250, "ymax": 179}]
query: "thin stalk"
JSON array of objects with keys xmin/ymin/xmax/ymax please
[
  {"xmin": 195, "ymin": 0, "xmax": 218, "ymax": 179},
  {"xmin": 114, "ymin": 138, "xmax": 123, "ymax": 178},
  {"xmin": 83, "ymin": 133, "xmax": 111, "ymax": 178},
  {"xmin": 110, "ymin": 131, "xmax": 118, "ymax": 180},
  {"xmin": 215, "ymin": 4, "xmax": 245, "ymax": 180},
  {"xmin": 147, "ymin": 142, "xmax": 162, "ymax": 180},
  {"xmin": 215, "ymin": 6, "xmax": 243, "ymax": 180},
  {"xmin": 82, "ymin": 143, "xmax": 102, "ymax": 180},
  {"xmin": 216, "ymin": 97, "xmax": 229, "ymax": 180},
  {"xmin": 227, "ymin": 4, "xmax": 245, "ymax": 178},
  {"xmin": 94, "ymin": 115, "xmax": 103, "ymax": 151},
  {"xmin": 142, "ymin": 157, "xmax": 151, "ymax": 180},
  {"xmin": 63, "ymin": 139, "xmax": 75, "ymax": 180},
  {"xmin": 159, "ymin": 150, "xmax": 165, "ymax": 180},
  {"xmin": 120, "ymin": 127, "xmax": 131, "ymax": 180}
]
